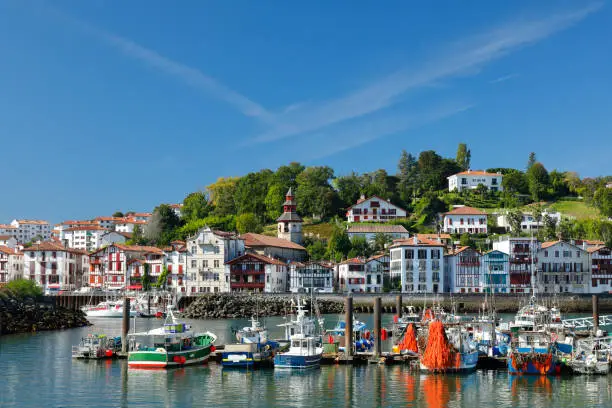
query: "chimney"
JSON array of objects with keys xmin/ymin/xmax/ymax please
[{"xmin": 413, "ymin": 236, "xmax": 418, "ymax": 245}]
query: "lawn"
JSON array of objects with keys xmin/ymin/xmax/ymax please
[{"xmin": 546, "ymin": 200, "xmax": 601, "ymax": 220}]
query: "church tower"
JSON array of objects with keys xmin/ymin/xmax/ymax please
[{"xmin": 276, "ymin": 187, "xmax": 303, "ymax": 245}]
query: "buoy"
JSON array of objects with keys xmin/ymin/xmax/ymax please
[
  {"xmin": 155, "ymin": 311, "xmax": 163, "ymax": 318},
  {"xmin": 105, "ymin": 350, "xmax": 113, "ymax": 357},
  {"xmin": 328, "ymin": 335, "xmax": 334, "ymax": 344},
  {"xmin": 381, "ymin": 328, "xmax": 388, "ymax": 341},
  {"xmin": 393, "ymin": 315, "xmax": 399, "ymax": 323},
  {"xmin": 210, "ymin": 345, "xmax": 216, "ymax": 352},
  {"xmin": 365, "ymin": 331, "xmax": 371, "ymax": 340}
]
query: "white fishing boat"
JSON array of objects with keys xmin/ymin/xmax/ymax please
[
  {"xmin": 82, "ymin": 299, "xmax": 137, "ymax": 318},
  {"xmin": 236, "ymin": 316, "xmax": 268, "ymax": 344},
  {"xmin": 72, "ymin": 334, "xmax": 122, "ymax": 359}
]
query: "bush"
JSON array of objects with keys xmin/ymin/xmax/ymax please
[{"xmin": 3, "ymin": 278, "xmax": 42, "ymax": 298}]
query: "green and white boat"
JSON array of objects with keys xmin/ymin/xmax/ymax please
[{"xmin": 127, "ymin": 309, "xmax": 216, "ymax": 369}]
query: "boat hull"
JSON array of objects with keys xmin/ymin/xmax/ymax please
[
  {"xmin": 419, "ymin": 351, "xmax": 479, "ymax": 373},
  {"xmin": 569, "ymin": 360, "xmax": 610, "ymax": 375},
  {"xmin": 221, "ymin": 351, "xmax": 273, "ymax": 368},
  {"xmin": 84, "ymin": 309, "xmax": 137, "ymax": 318},
  {"xmin": 128, "ymin": 346, "xmax": 212, "ymax": 369},
  {"xmin": 274, "ymin": 353, "xmax": 322, "ymax": 369},
  {"xmin": 508, "ymin": 352, "xmax": 560, "ymax": 375}
]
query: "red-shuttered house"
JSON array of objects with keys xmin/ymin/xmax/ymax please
[{"xmin": 89, "ymin": 244, "xmax": 164, "ymax": 290}]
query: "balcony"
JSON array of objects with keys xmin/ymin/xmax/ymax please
[
  {"xmin": 231, "ymin": 282, "xmax": 265, "ymax": 289},
  {"xmin": 230, "ymin": 269, "xmax": 264, "ymax": 276}
]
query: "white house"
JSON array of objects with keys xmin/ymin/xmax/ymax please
[
  {"xmin": 0, "ymin": 235, "xmax": 18, "ymax": 248},
  {"xmin": 9, "ymin": 220, "xmax": 51, "ymax": 243},
  {"xmin": 226, "ymin": 253, "xmax": 288, "ymax": 293},
  {"xmin": 447, "ymin": 170, "xmax": 503, "ymax": 192},
  {"xmin": 186, "ymin": 227, "xmax": 245, "ymax": 294},
  {"xmin": 389, "ymin": 236, "xmax": 445, "ymax": 294},
  {"xmin": 23, "ymin": 242, "xmax": 89, "ymax": 292},
  {"xmin": 163, "ymin": 241, "xmax": 188, "ymax": 293},
  {"xmin": 62, "ymin": 226, "xmax": 110, "ymax": 252},
  {"xmin": 94, "ymin": 216, "xmax": 124, "ymax": 230},
  {"xmin": 493, "ymin": 237, "xmax": 539, "ymax": 294},
  {"xmin": 346, "ymin": 195, "xmax": 407, "ymax": 223},
  {"xmin": 445, "ymin": 246, "xmax": 483, "ymax": 293},
  {"xmin": 442, "ymin": 206, "xmax": 488, "ymax": 234},
  {"xmin": 0, "ymin": 246, "xmax": 23, "ymax": 284},
  {"xmin": 125, "ymin": 212, "xmax": 152, "ymax": 222},
  {"xmin": 538, "ymin": 241, "xmax": 589, "ymax": 294},
  {"xmin": 497, "ymin": 210, "xmax": 562, "ymax": 232},
  {"xmin": 115, "ymin": 218, "xmax": 147, "ymax": 234},
  {"xmin": 289, "ymin": 261, "xmax": 335, "ymax": 293},
  {"xmin": 588, "ymin": 245, "xmax": 612, "ymax": 293},
  {"xmin": 338, "ymin": 257, "xmax": 383, "ymax": 293},
  {"xmin": 347, "ymin": 224, "xmax": 409, "ymax": 243}
]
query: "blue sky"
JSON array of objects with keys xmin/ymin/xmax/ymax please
[{"xmin": 1, "ymin": 0, "xmax": 611, "ymax": 223}]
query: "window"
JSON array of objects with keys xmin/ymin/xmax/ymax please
[
  {"xmin": 391, "ymin": 250, "xmax": 402, "ymax": 260},
  {"xmin": 555, "ymin": 251, "xmax": 559, "ymax": 258},
  {"xmin": 191, "ymin": 260, "xmax": 197, "ymax": 268},
  {"xmin": 492, "ymin": 178, "xmax": 498, "ymax": 185},
  {"xmin": 431, "ymin": 249, "xmax": 440, "ymax": 259},
  {"xmin": 576, "ymin": 251, "xmax": 581, "ymax": 258},
  {"xmin": 214, "ymin": 260, "xmax": 220, "ymax": 268},
  {"xmin": 544, "ymin": 250, "xmax": 548, "ymax": 257},
  {"xmin": 417, "ymin": 249, "xmax": 427, "ymax": 259},
  {"xmin": 203, "ymin": 260, "xmax": 208, "ymax": 268},
  {"xmin": 405, "ymin": 249, "xmax": 414, "ymax": 259},
  {"xmin": 461, "ymin": 178, "xmax": 467, "ymax": 185}
]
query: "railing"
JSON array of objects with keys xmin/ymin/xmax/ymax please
[{"xmin": 230, "ymin": 282, "xmax": 265, "ymax": 289}]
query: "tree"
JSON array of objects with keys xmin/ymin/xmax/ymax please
[
  {"xmin": 235, "ymin": 213, "xmax": 263, "ymax": 234},
  {"xmin": 349, "ymin": 236, "xmax": 372, "ymax": 258},
  {"xmin": 542, "ymin": 214, "xmax": 557, "ymax": 241},
  {"xmin": 334, "ymin": 173, "xmax": 362, "ymax": 207},
  {"xmin": 526, "ymin": 162, "xmax": 550, "ymax": 202},
  {"xmin": 507, "ymin": 208, "xmax": 523, "ymax": 235},
  {"xmin": 142, "ymin": 263, "xmax": 151, "ymax": 292},
  {"xmin": 558, "ymin": 218, "xmax": 575, "ymax": 240},
  {"xmin": 373, "ymin": 233, "xmax": 392, "ymax": 253},
  {"xmin": 474, "ymin": 183, "xmax": 488, "ymax": 200},
  {"xmin": 207, "ymin": 177, "xmax": 238, "ymax": 216},
  {"xmin": 112, "ymin": 211, "xmax": 124, "ymax": 218},
  {"xmin": 459, "ymin": 233, "xmax": 474, "ymax": 248},
  {"xmin": 275, "ymin": 162, "xmax": 305, "ymax": 191},
  {"xmin": 234, "ymin": 170, "xmax": 274, "ymax": 218},
  {"xmin": 326, "ymin": 224, "xmax": 351, "ymax": 262},
  {"xmin": 145, "ymin": 204, "xmax": 182, "ymax": 245},
  {"xmin": 131, "ymin": 224, "xmax": 146, "ymax": 245},
  {"xmin": 295, "ymin": 166, "xmax": 337, "ymax": 218},
  {"xmin": 549, "ymin": 170, "xmax": 570, "ymax": 199},
  {"xmin": 527, "ymin": 152, "xmax": 536, "ymax": 170},
  {"xmin": 456, "ymin": 143, "xmax": 471, "ymax": 171},
  {"xmin": 306, "ymin": 238, "xmax": 327, "ymax": 261},
  {"xmin": 502, "ymin": 170, "xmax": 529, "ymax": 194},
  {"xmin": 397, "ymin": 150, "xmax": 418, "ymax": 203},
  {"xmin": 156, "ymin": 265, "xmax": 169, "ymax": 290},
  {"xmin": 264, "ymin": 184, "xmax": 285, "ymax": 221},
  {"xmin": 593, "ymin": 187, "xmax": 612, "ymax": 218},
  {"xmin": 181, "ymin": 191, "xmax": 211, "ymax": 222}
]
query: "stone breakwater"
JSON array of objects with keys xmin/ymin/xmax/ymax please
[
  {"xmin": 181, "ymin": 294, "xmax": 344, "ymax": 319},
  {"xmin": 0, "ymin": 293, "xmax": 90, "ymax": 335},
  {"xmin": 180, "ymin": 293, "xmax": 612, "ymax": 319}
]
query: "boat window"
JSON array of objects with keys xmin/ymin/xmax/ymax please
[
  {"xmin": 302, "ymin": 341, "xmax": 308, "ymax": 348},
  {"xmin": 292, "ymin": 341, "xmax": 300, "ymax": 348}
]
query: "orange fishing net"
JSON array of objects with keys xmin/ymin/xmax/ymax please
[
  {"xmin": 421, "ymin": 320, "xmax": 453, "ymax": 371},
  {"xmin": 399, "ymin": 323, "xmax": 418, "ymax": 353}
]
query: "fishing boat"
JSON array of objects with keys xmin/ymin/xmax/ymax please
[
  {"xmin": 82, "ymin": 299, "xmax": 138, "ymax": 318},
  {"xmin": 127, "ymin": 308, "xmax": 216, "ymax": 369},
  {"xmin": 419, "ymin": 321, "xmax": 479, "ymax": 373},
  {"xmin": 328, "ymin": 317, "xmax": 374, "ymax": 352},
  {"xmin": 567, "ymin": 336, "xmax": 611, "ymax": 375},
  {"xmin": 72, "ymin": 334, "xmax": 122, "ymax": 359},
  {"xmin": 235, "ymin": 316, "xmax": 268, "ymax": 344},
  {"xmin": 507, "ymin": 331, "xmax": 561, "ymax": 375},
  {"xmin": 274, "ymin": 334, "xmax": 323, "ymax": 369},
  {"xmin": 221, "ymin": 341, "xmax": 280, "ymax": 368}
]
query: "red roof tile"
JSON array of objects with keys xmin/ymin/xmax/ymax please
[
  {"xmin": 241, "ymin": 233, "xmax": 306, "ymax": 251},
  {"xmin": 226, "ymin": 252, "xmax": 287, "ymax": 266},
  {"xmin": 452, "ymin": 170, "xmax": 502, "ymax": 177},
  {"xmin": 443, "ymin": 206, "xmax": 486, "ymax": 216}
]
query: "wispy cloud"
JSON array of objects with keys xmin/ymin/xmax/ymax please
[
  {"xmin": 490, "ymin": 73, "xmax": 520, "ymax": 84},
  {"xmin": 249, "ymin": 2, "xmax": 602, "ymax": 145},
  {"xmin": 50, "ymin": 9, "xmax": 275, "ymax": 122},
  {"xmin": 303, "ymin": 103, "xmax": 475, "ymax": 161}
]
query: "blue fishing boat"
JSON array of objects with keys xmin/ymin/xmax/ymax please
[
  {"xmin": 507, "ymin": 331, "xmax": 562, "ymax": 375},
  {"xmin": 328, "ymin": 317, "xmax": 374, "ymax": 352},
  {"xmin": 274, "ymin": 335, "xmax": 322, "ymax": 369},
  {"xmin": 221, "ymin": 340, "xmax": 280, "ymax": 368}
]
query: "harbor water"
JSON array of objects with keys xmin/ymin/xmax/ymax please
[{"xmin": 1, "ymin": 315, "xmax": 612, "ymax": 407}]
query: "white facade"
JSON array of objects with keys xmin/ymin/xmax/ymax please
[
  {"xmin": 493, "ymin": 237, "xmax": 539, "ymax": 294},
  {"xmin": 289, "ymin": 262, "xmax": 335, "ymax": 293},
  {"xmin": 442, "ymin": 206, "xmax": 488, "ymax": 234},
  {"xmin": 23, "ymin": 243, "xmax": 89, "ymax": 291},
  {"xmin": 94, "ymin": 217, "xmax": 124, "ymax": 230},
  {"xmin": 164, "ymin": 242, "xmax": 188, "ymax": 293},
  {"xmin": 226, "ymin": 253, "xmax": 287, "ymax": 293},
  {"xmin": 338, "ymin": 258, "xmax": 383, "ymax": 293},
  {"xmin": 448, "ymin": 170, "xmax": 503, "ymax": 192},
  {"xmin": 0, "ymin": 235, "xmax": 18, "ymax": 248},
  {"xmin": 389, "ymin": 238, "xmax": 445, "ymax": 293},
  {"xmin": 445, "ymin": 247, "xmax": 483, "ymax": 293},
  {"xmin": 346, "ymin": 195, "xmax": 407, "ymax": 223},
  {"xmin": 0, "ymin": 246, "xmax": 23, "ymax": 284},
  {"xmin": 186, "ymin": 227, "xmax": 245, "ymax": 294},
  {"xmin": 9, "ymin": 220, "xmax": 51, "ymax": 243},
  {"xmin": 538, "ymin": 241, "xmax": 589, "ymax": 294},
  {"xmin": 62, "ymin": 226, "xmax": 109, "ymax": 252},
  {"xmin": 115, "ymin": 219, "xmax": 147, "ymax": 234},
  {"xmin": 589, "ymin": 246, "xmax": 612, "ymax": 294},
  {"xmin": 497, "ymin": 211, "xmax": 562, "ymax": 232}
]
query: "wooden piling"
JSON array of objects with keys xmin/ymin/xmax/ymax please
[
  {"xmin": 345, "ymin": 296, "xmax": 353, "ymax": 357},
  {"xmin": 374, "ymin": 297, "xmax": 381, "ymax": 358},
  {"xmin": 396, "ymin": 295, "xmax": 402, "ymax": 318},
  {"xmin": 593, "ymin": 294, "xmax": 599, "ymax": 335},
  {"xmin": 122, "ymin": 297, "xmax": 131, "ymax": 353}
]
